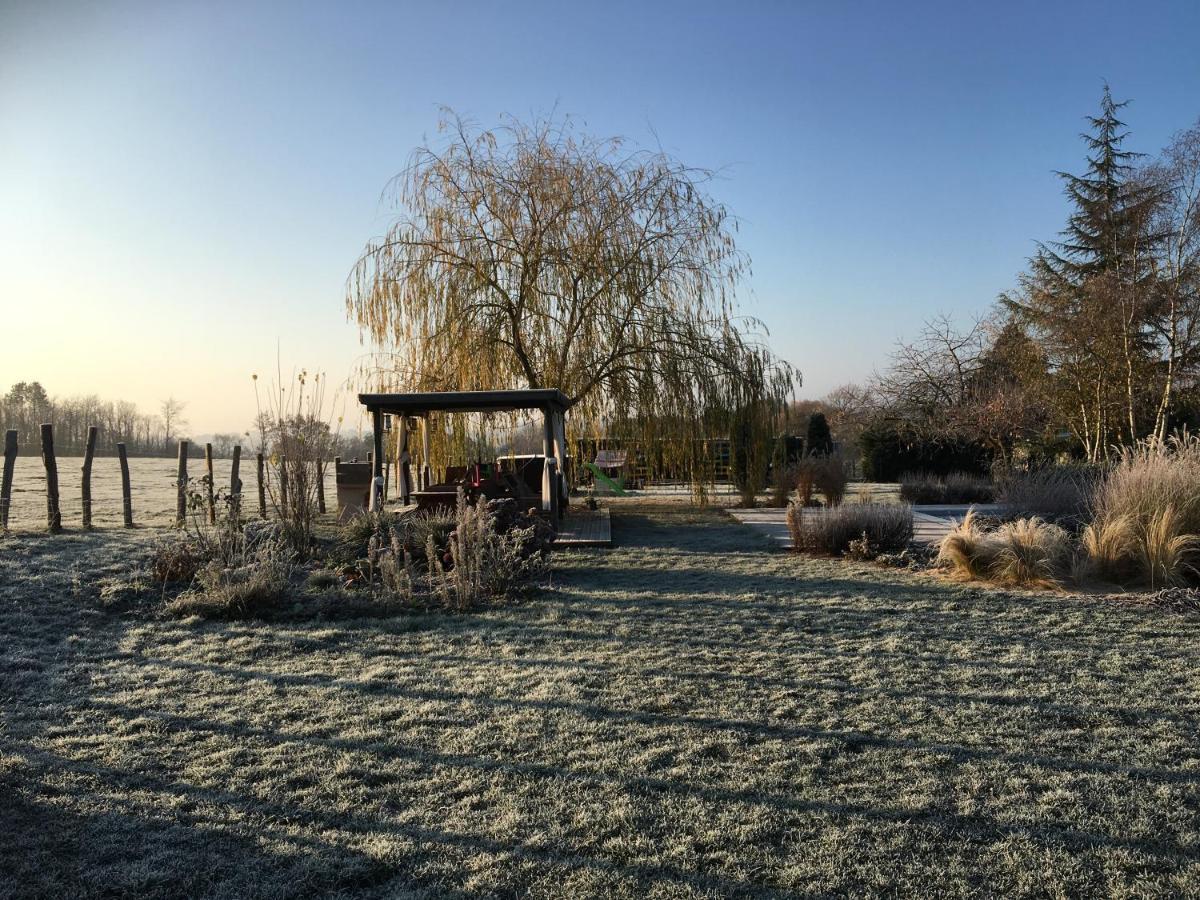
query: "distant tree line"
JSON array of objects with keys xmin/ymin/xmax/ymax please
[
  {"xmin": 1, "ymin": 381, "xmax": 374, "ymax": 459},
  {"xmin": 803, "ymin": 88, "xmax": 1200, "ymax": 478},
  {"xmin": 0, "ymin": 382, "xmax": 191, "ymax": 457}
]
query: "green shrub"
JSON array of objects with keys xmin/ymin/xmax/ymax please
[
  {"xmin": 859, "ymin": 420, "xmax": 991, "ymax": 482},
  {"xmin": 805, "ymin": 413, "xmax": 834, "ymax": 457},
  {"xmin": 153, "ymin": 484, "xmax": 264, "ymax": 584},
  {"xmin": 899, "ymin": 471, "xmax": 993, "ymax": 505},
  {"xmin": 787, "ymin": 502, "xmax": 913, "ymax": 555},
  {"xmin": 390, "ymin": 510, "xmax": 457, "ymax": 566}
]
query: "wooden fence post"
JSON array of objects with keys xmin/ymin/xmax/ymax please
[
  {"xmin": 175, "ymin": 440, "xmax": 188, "ymax": 527},
  {"xmin": 316, "ymin": 458, "xmax": 326, "ymax": 514},
  {"xmin": 230, "ymin": 445, "xmax": 242, "ymax": 519},
  {"xmin": 117, "ymin": 442, "xmax": 134, "ymax": 527},
  {"xmin": 41, "ymin": 423, "xmax": 61, "ymax": 533},
  {"xmin": 1, "ymin": 430, "xmax": 16, "ymax": 530},
  {"xmin": 279, "ymin": 456, "xmax": 289, "ymax": 512},
  {"xmin": 256, "ymin": 452, "xmax": 266, "ymax": 518},
  {"xmin": 204, "ymin": 442, "xmax": 216, "ymax": 525},
  {"xmin": 81, "ymin": 427, "xmax": 98, "ymax": 532}
]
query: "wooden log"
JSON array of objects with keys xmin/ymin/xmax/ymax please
[
  {"xmin": 256, "ymin": 452, "xmax": 266, "ymax": 518},
  {"xmin": 1, "ymin": 430, "xmax": 16, "ymax": 530},
  {"xmin": 81, "ymin": 425, "xmax": 98, "ymax": 529},
  {"xmin": 117, "ymin": 442, "xmax": 133, "ymax": 527},
  {"xmin": 230, "ymin": 445, "xmax": 242, "ymax": 519},
  {"xmin": 41, "ymin": 423, "xmax": 61, "ymax": 533},
  {"xmin": 204, "ymin": 442, "xmax": 216, "ymax": 525},
  {"xmin": 175, "ymin": 440, "xmax": 188, "ymax": 527}
]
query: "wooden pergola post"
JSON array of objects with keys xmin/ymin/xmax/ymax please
[
  {"xmin": 421, "ymin": 416, "xmax": 431, "ymax": 490},
  {"xmin": 398, "ymin": 415, "xmax": 411, "ymax": 505},
  {"xmin": 542, "ymin": 409, "xmax": 559, "ymax": 519},
  {"xmin": 369, "ymin": 407, "xmax": 384, "ymax": 512},
  {"xmin": 552, "ymin": 410, "xmax": 568, "ymax": 514}
]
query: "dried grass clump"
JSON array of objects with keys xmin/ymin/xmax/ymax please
[
  {"xmin": 151, "ymin": 536, "xmax": 206, "ymax": 583},
  {"xmin": 788, "ymin": 501, "xmax": 913, "ymax": 556},
  {"xmin": 165, "ymin": 542, "xmax": 294, "ymax": 618},
  {"xmin": 372, "ymin": 493, "xmax": 549, "ymax": 609},
  {"xmin": 1078, "ymin": 515, "xmax": 1139, "ymax": 583},
  {"xmin": 812, "ymin": 455, "xmax": 848, "ymax": 507},
  {"xmin": 990, "ymin": 517, "xmax": 1072, "ymax": 588},
  {"xmin": 787, "ymin": 456, "xmax": 847, "ymax": 508},
  {"xmin": 1086, "ymin": 437, "xmax": 1200, "ymax": 587},
  {"xmin": 938, "ymin": 511, "xmax": 1071, "ymax": 588},
  {"xmin": 770, "ymin": 465, "xmax": 800, "ymax": 507},
  {"xmin": 900, "ymin": 471, "xmax": 993, "ymax": 505}
]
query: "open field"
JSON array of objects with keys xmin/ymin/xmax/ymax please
[
  {"xmin": 2, "ymin": 456, "xmax": 339, "ymax": 529},
  {"xmin": 3, "ymin": 502, "xmax": 1200, "ymax": 897},
  {"xmin": 2, "ymin": 455, "xmax": 899, "ymax": 531}
]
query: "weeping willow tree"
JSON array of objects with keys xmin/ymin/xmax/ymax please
[{"xmin": 347, "ymin": 111, "xmax": 796, "ymax": 495}]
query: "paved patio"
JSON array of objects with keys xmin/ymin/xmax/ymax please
[{"xmin": 727, "ymin": 504, "xmax": 1001, "ymax": 549}]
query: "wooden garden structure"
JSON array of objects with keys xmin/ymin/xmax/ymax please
[{"xmin": 358, "ymin": 389, "xmax": 571, "ymax": 520}]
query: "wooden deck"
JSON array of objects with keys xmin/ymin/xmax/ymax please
[{"xmin": 554, "ymin": 508, "xmax": 611, "ymax": 547}]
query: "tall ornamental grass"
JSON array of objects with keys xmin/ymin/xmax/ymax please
[
  {"xmin": 943, "ymin": 436, "xmax": 1200, "ymax": 590},
  {"xmin": 938, "ymin": 511, "xmax": 1072, "ymax": 589},
  {"xmin": 1082, "ymin": 437, "xmax": 1200, "ymax": 588}
]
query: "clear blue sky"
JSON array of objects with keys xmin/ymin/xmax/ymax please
[{"xmin": 2, "ymin": 0, "xmax": 1198, "ymax": 433}]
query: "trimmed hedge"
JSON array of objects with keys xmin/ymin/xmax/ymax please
[{"xmin": 860, "ymin": 421, "xmax": 992, "ymax": 482}]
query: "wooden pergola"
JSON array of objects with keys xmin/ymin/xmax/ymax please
[{"xmin": 358, "ymin": 389, "xmax": 571, "ymax": 519}]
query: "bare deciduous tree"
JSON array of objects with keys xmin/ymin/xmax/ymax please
[
  {"xmin": 1148, "ymin": 120, "xmax": 1200, "ymax": 441},
  {"xmin": 873, "ymin": 315, "xmax": 1047, "ymax": 466},
  {"xmin": 160, "ymin": 397, "xmax": 188, "ymax": 450}
]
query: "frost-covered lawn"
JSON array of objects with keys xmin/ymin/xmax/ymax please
[{"xmin": 2, "ymin": 503, "xmax": 1199, "ymax": 898}]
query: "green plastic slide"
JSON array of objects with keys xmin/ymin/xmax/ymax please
[{"xmin": 583, "ymin": 462, "xmax": 628, "ymax": 495}]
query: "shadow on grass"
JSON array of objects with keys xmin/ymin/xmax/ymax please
[
  {"xmin": 132, "ymin": 654, "xmax": 1200, "ymax": 790},
  {"xmin": 4, "ymin": 502, "xmax": 1200, "ymax": 896},
  {"xmin": 5, "ymin": 740, "xmax": 775, "ymax": 899},
  {"xmin": 68, "ymin": 695, "xmax": 1200, "ymax": 867}
]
